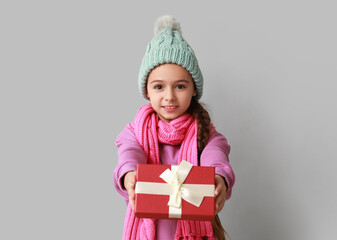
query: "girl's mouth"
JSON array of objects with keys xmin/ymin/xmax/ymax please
[
  {"xmin": 163, "ymin": 106, "xmax": 178, "ymax": 109},
  {"xmin": 162, "ymin": 105, "xmax": 178, "ymax": 112}
]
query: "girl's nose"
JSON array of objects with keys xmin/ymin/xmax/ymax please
[{"xmin": 165, "ymin": 88, "xmax": 176, "ymax": 101}]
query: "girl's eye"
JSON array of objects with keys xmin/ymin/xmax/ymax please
[
  {"xmin": 176, "ymin": 85, "xmax": 185, "ymax": 89},
  {"xmin": 154, "ymin": 85, "xmax": 163, "ymax": 90}
]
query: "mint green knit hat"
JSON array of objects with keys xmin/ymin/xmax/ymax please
[{"xmin": 138, "ymin": 15, "xmax": 204, "ymax": 100}]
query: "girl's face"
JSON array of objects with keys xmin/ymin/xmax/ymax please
[{"xmin": 146, "ymin": 63, "xmax": 197, "ymax": 123}]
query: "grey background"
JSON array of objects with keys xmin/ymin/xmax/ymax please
[{"xmin": 1, "ymin": 0, "xmax": 336, "ymax": 239}]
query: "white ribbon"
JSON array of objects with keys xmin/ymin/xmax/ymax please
[{"xmin": 135, "ymin": 160, "xmax": 214, "ymax": 218}]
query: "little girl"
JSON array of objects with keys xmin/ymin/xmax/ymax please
[{"xmin": 113, "ymin": 16, "xmax": 235, "ymax": 240}]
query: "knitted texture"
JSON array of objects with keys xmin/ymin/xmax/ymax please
[
  {"xmin": 123, "ymin": 103, "xmax": 214, "ymax": 240},
  {"xmin": 138, "ymin": 16, "xmax": 204, "ymax": 100}
]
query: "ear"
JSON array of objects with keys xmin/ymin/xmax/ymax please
[{"xmin": 192, "ymin": 89, "xmax": 197, "ymax": 97}]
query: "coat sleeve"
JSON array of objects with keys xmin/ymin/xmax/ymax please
[
  {"xmin": 113, "ymin": 126, "xmax": 147, "ymax": 202},
  {"xmin": 200, "ymin": 130, "xmax": 235, "ymax": 200}
]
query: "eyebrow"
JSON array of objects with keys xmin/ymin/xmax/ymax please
[{"xmin": 149, "ymin": 79, "xmax": 190, "ymax": 85}]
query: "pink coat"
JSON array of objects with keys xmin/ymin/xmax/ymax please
[{"xmin": 113, "ymin": 126, "xmax": 235, "ymax": 239}]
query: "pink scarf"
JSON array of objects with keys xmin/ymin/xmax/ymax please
[{"xmin": 123, "ymin": 103, "xmax": 214, "ymax": 240}]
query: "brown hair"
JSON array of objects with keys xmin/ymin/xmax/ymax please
[{"xmin": 187, "ymin": 97, "xmax": 229, "ymax": 240}]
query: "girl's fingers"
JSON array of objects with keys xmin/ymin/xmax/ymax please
[
  {"xmin": 128, "ymin": 190, "xmax": 135, "ymax": 211},
  {"xmin": 215, "ymin": 184, "xmax": 223, "ymax": 196},
  {"xmin": 126, "ymin": 183, "xmax": 136, "ymax": 210},
  {"xmin": 126, "ymin": 180, "xmax": 135, "ymax": 191},
  {"xmin": 124, "ymin": 171, "xmax": 137, "ymax": 211},
  {"xmin": 214, "ymin": 175, "xmax": 226, "ymax": 193},
  {"xmin": 125, "ymin": 172, "xmax": 136, "ymax": 190},
  {"xmin": 215, "ymin": 190, "xmax": 226, "ymax": 214},
  {"xmin": 215, "ymin": 198, "xmax": 225, "ymax": 215},
  {"xmin": 214, "ymin": 174, "xmax": 227, "ymax": 214}
]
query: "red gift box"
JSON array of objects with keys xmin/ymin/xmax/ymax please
[{"xmin": 135, "ymin": 160, "xmax": 215, "ymax": 220}]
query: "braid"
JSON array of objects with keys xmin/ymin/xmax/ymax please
[
  {"xmin": 187, "ymin": 97, "xmax": 229, "ymax": 240},
  {"xmin": 187, "ymin": 98, "xmax": 211, "ymax": 154}
]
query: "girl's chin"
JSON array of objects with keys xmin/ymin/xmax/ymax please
[{"xmin": 158, "ymin": 113, "xmax": 179, "ymax": 122}]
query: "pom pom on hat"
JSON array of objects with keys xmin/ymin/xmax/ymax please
[
  {"xmin": 138, "ymin": 15, "xmax": 204, "ymax": 100},
  {"xmin": 154, "ymin": 15, "xmax": 182, "ymax": 36}
]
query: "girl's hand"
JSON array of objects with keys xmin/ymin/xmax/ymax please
[
  {"xmin": 214, "ymin": 174, "xmax": 227, "ymax": 215},
  {"xmin": 124, "ymin": 171, "xmax": 137, "ymax": 211}
]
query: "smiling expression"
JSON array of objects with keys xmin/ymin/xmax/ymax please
[{"xmin": 146, "ymin": 63, "xmax": 197, "ymax": 123}]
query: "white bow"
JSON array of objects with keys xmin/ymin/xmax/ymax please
[{"xmin": 160, "ymin": 160, "xmax": 206, "ymax": 208}]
